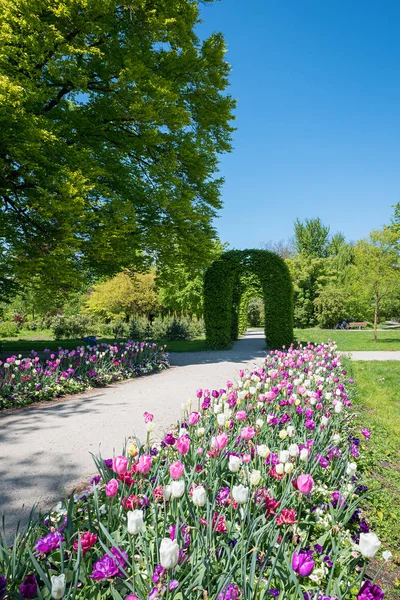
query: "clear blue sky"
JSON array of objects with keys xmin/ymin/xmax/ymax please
[{"xmin": 197, "ymin": 0, "xmax": 400, "ymax": 249}]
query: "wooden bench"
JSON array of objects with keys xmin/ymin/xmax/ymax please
[{"xmin": 348, "ymin": 321, "xmax": 368, "ymax": 329}]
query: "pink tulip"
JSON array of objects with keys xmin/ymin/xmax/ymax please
[
  {"xmin": 296, "ymin": 474, "xmax": 314, "ymax": 494},
  {"xmin": 143, "ymin": 412, "xmax": 154, "ymax": 423},
  {"xmin": 242, "ymin": 453, "xmax": 251, "ymax": 464},
  {"xmin": 169, "ymin": 461, "xmax": 185, "ymax": 479},
  {"xmin": 176, "ymin": 435, "xmax": 190, "ymax": 455},
  {"xmin": 125, "ymin": 595, "xmax": 139, "ymax": 600},
  {"xmin": 197, "ymin": 447, "xmax": 204, "ymax": 455},
  {"xmin": 213, "ymin": 433, "xmax": 228, "ymax": 450},
  {"xmin": 188, "ymin": 412, "xmax": 200, "ymax": 425},
  {"xmin": 241, "ymin": 426, "xmax": 256, "ymax": 440},
  {"xmin": 137, "ymin": 454, "xmax": 152, "ymax": 474},
  {"xmin": 196, "ymin": 389, "xmax": 203, "ymax": 398},
  {"xmin": 236, "ymin": 410, "xmax": 247, "ymax": 421},
  {"xmin": 106, "ymin": 478, "xmax": 119, "ymax": 497},
  {"xmin": 112, "ymin": 455, "xmax": 128, "ymax": 475}
]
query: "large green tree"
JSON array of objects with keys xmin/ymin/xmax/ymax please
[
  {"xmin": 0, "ymin": 0, "xmax": 235, "ymax": 299},
  {"xmin": 293, "ymin": 217, "xmax": 331, "ymax": 258}
]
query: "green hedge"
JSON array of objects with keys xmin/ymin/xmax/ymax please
[{"xmin": 204, "ymin": 249, "xmax": 294, "ymax": 349}]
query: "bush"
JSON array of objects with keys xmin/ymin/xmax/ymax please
[
  {"xmin": 165, "ymin": 316, "xmax": 195, "ymax": 341},
  {"xmin": 151, "ymin": 315, "xmax": 172, "ymax": 339},
  {"xmin": 111, "ymin": 319, "xmax": 130, "ymax": 338},
  {"xmin": 0, "ymin": 343, "xmax": 386, "ymax": 599},
  {"xmin": 128, "ymin": 316, "xmax": 152, "ymax": 339},
  {"xmin": 50, "ymin": 315, "xmax": 98, "ymax": 339},
  {"xmin": 0, "ymin": 321, "xmax": 19, "ymax": 338}
]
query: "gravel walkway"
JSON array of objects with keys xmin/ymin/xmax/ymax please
[{"xmin": 0, "ymin": 330, "xmax": 268, "ymax": 538}]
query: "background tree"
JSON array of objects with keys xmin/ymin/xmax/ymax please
[
  {"xmin": 348, "ymin": 228, "xmax": 399, "ymax": 342},
  {"xmin": 261, "ymin": 239, "xmax": 294, "ymax": 259},
  {"xmin": 293, "ymin": 217, "xmax": 331, "ymax": 258},
  {"xmin": 85, "ymin": 271, "xmax": 159, "ymax": 320},
  {"xmin": 0, "ymin": 0, "xmax": 235, "ymax": 301}
]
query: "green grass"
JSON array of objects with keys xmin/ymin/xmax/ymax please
[
  {"xmin": 0, "ymin": 335, "xmax": 207, "ymax": 354},
  {"xmin": 350, "ymin": 361, "xmax": 400, "ymax": 593},
  {"xmin": 295, "ymin": 328, "xmax": 400, "ymax": 351}
]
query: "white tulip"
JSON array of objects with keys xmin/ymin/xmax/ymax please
[
  {"xmin": 196, "ymin": 427, "xmax": 205, "ymax": 436},
  {"xmin": 213, "ymin": 404, "xmax": 222, "ymax": 414},
  {"xmin": 288, "ymin": 443, "xmax": 299, "ymax": 457},
  {"xmin": 382, "ymin": 550, "xmax": 393, "ymax": 561},
  {"xmin": 228, "ymin": 455, "xmax": 242, "ymax": 473},
  {"xmin": 321, "ymin": 416, "xmax": 329, "ymax": 427},
  {"xmin": 217, "ymin": 413, "xmax": 226, "ymax": 426},
  {"xmin": 256, "ymin": 418, "xmax": 264, "ymax": 428},
  {"xmin": 359, "ymin": 532, "xmax": 381, "ymax": 558},
  {"xmin": 232, "ymin": 484, "xmax": 249, "ymax": 504},
  {"xmin": 279, "ymin": 429, "xmax": 288, "ymax": 440},
  {"xmin": 346, "ymin": 462, "xmax": 357, "ymax": 476},
  {"xmin": 162, "ymin": 485, "xmax": 172, "ymax": 500},
  {"xmin": 170, "ymin": 480, "xmax": 185, "ymax": 499},
  {"xmin": 287, "ymin": 425, "xmax": 296, "ymax": 437},
  {"xmin": 160, "ymin": 538, "xmax": 179, "ymax": 569},
  {"xmin": 51, "ymin": 574, "xmax": 66, "ymax": 599},
  {"xmin": 257, "ymin": 444, "xmax": 270, "ymax": 458},
  {"xmin": 127, "ymin": 509, "xmax": 144, "ymax": 535},
  {"xmin": 275, "ymin": 463, "xmax": 284, "ymax": 475},
  {"xmin": 334, "ymin": 401, "xmax": 343, "ymax": 413},
  {"xmin": 178, "ymin": 427, "xmax": 187, "ymax": 437},
  {"xmin": 333, "ymin": 433, "xmax": 341, "ymax": 442},
  {"xmin": 279, "ymin": 450, "xmax": 290, "ymax": 464},
  {"xmin": 249, "ymin": 469, "xmax": 261, "ymax": 486},
  {"xmin": 192, "ymin": 485, "xmax": 207, "ymax": 507},
  {"xmin": 284, "ymin": 462, "xmax": 294, "ymax": 474},
  {"xmin": 299, "ymin": 448, "xmax": 309, "ymax": 461}
]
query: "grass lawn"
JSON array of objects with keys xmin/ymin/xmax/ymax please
[
  {"xmin": 350, "ymin": 360, "xmax": 400, "ymax": 595},
  {"xmin": 295, "ymin": 328, "xmax": 400, "ymax": 351},
  {"xmin": 0, "ymin": 334, "xmax": 208, "ymax": 355}
]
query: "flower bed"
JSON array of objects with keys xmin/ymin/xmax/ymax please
[
  {"xmin": 0, "ymin": 343, "xmax": 391, "ymax": 599},
  {"xmin": 0, "ymin": 341, "xmax": 169, "ymax": 409}
]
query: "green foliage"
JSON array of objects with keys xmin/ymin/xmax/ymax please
[
  {"xmin": 128, "ymin": 316, "xmax": 152, "ymax": 340},
  {"xmin": 204, "ymin": 249, "xmax": 294, "ymax": 349},
  {"xmin": 314, "ymin": 285, "xmax": 349, "ymax": 328},
  {"xmin": 50, "ymin": 315, "xmax": 98, "ymax": 340},
  {"xmin": 0, "ymin": 0, "xmax": 235, "ymax": 300},
  {"xmin": 293, "ymin": 217, "xmax": 331, "ymax": 257},
  {"xmin": 111, "ymin": 319, "xmax": 130, "ymax": 339},
  {"xmin": 0, "ymin": 321, "xmax": 19, "ymax": 338},
  {"xmin": 247, "ymin": 297, "xmax": 265, "ymax": 327},
  {"xmin": 86, "ymin": 272, "xmax": 159, "ymax": 320},
  {"xmin": 286, "ymin": 255, "xmax": 335, "ymax": 327}
]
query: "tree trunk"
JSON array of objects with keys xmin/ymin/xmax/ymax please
[{"xmin": 373, "ymin": 286, "xmax": 379, "ymax": 343}]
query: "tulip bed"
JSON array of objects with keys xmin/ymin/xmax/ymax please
[
  {"xmin": 0, "ymin": 341, "xmax": 169, "ymax": 410},
  {"xmin": 0, "ymin": 342, "xmax": 391, "ymax": 599}
]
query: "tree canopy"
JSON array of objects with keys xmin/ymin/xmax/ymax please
[{"xmin": 0, "ymin": 0, "xmax": 235, "ymax": 300}]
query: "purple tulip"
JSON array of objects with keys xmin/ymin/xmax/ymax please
[
  {"xmin": 0, "ymin": 576, "xmax": 7, "ymax": 597},
  {"xmin": 292, "ymin": 550, "xmax": 315, "ymax": 577},
  {"xmin": 20, "ymin": 574, "xmax": 38, "ymax": 599},
  {"xmin": 357, "ymin": 581, "xmax": 385, "ymax": 600},
  {"xmin": 35, "ymin": 531, "xmax": 64, "ymax": 554}
]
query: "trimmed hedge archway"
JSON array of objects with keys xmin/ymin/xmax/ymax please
[{"xmin": 204, "ymin": 249, "xmax": 294, "ymax": 349}]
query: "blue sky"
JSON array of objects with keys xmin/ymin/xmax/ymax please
[{"xmin": 197, "ymin": 0, "xmax": 400, "ymax": 249}]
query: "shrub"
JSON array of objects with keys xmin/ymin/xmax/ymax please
[
  {"xmin": 0, "ymin": 321, "xmax": 19, "ymax": 338},
  {"xmin": 151, "ymin": 315, "xmax": 172, "ymax": 339},
  {"xmin": 165, "ymin": 316, "xmax": 194, "ymax": 341},
  {"xmin": 0, "ymin": 343, "xmax": 388, "ymax": 599},
  {"xmin": 50, "ymin": 315, "xmax": 98, "ymax": 339},
  {"xmin": 111, "ymin": 319, "xmax": 130, "ymax": 338},
  {"xmin": 128, "ymin": 316, "xmax": 152, "ymax": 339}
]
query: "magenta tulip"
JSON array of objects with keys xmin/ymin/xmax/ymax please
[
  {"xmin": 137, "ymin": 454, "xmax": 152, "ymax": 474},
  {"xmin": 112, "ymin": 455, "xmax": 128, "ymax": 475},
  {"xmin": 176, "ymin": 435, "xmax": 190, "ymax": 455},
  {"xmin": 169, "ymin": 461, "xmax": 185, "ymax": 479},
  {"xmin": 106, "ymin": 478, "xmax": 119, "ymax": 497}
]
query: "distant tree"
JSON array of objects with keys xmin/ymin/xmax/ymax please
[
  {"xmin": 85, "ymin": 272, "xmax": 159, "ymax": 320},
  {"xmin": 293, "ymin": 218, "xmax": 330, "ymax": 258},
  {"xmin": 0, "ymin": 0, "xmax": 235, "ymax": 300},
  {"xmin": 261, "ymin": 239, "xmax": 294, "ymax": 259},
  {"xmin": 349, "ymin": 228, "xmax": 400, "ymax": 342},
  {"xmin": 314, "ymin": 286, "xmax": 349, "ymax": 328},
  {"xmin": 327, "ymin": 232, "xmax": 346, "ymax": 256}
]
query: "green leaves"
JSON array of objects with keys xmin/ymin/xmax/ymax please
[{"xmin": 0, "ymin": 0, "xmax": 235, "ymax": 300}]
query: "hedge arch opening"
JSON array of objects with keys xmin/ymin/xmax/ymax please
[{"xmin": 204, "ymin": 249, "xmax": 294, "ymax": 349}]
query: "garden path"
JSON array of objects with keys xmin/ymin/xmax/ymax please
[
  {"xmin": 344, "ymin": 351, "xmax": 400, "ymax": 360},
  {"xmin": 0, "ymin": 330, "xmax": 267, "ymax": 538}
]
